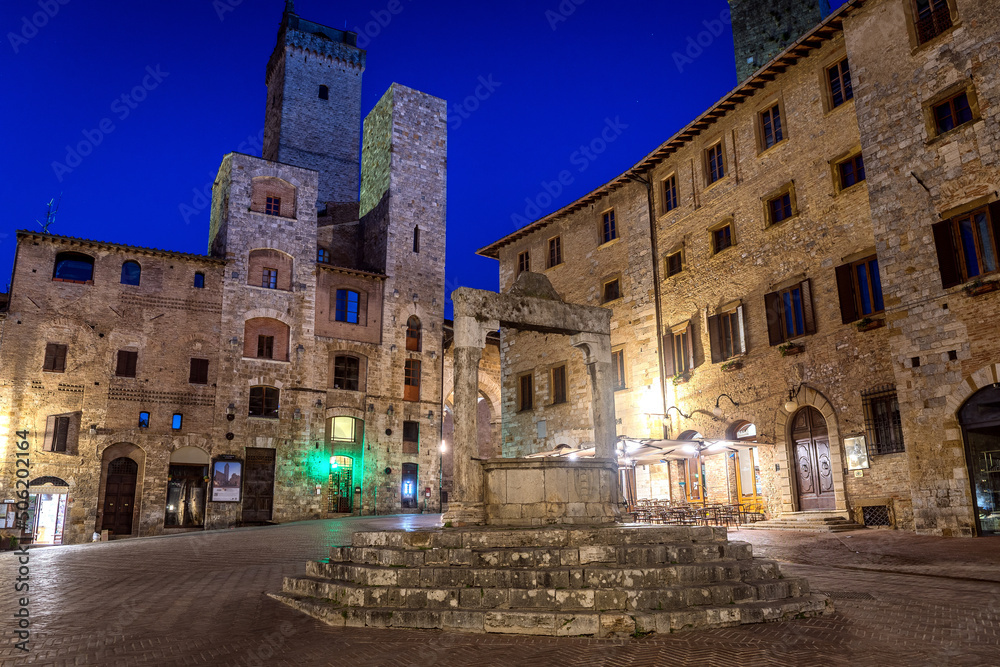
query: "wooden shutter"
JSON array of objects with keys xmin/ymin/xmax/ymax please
[
  {"xmin": 53, "ymin": 416, "xmax": 70, "ymax": 453},
  {"xmin": 736, "ymin": 304, "xmax": 747, "ymax": 355},
  {"xmin": 800, "ymin": 279, "xmax": 817, "ymax": 335},
  {"xmin": 990, "ymin": 202, "xmax": 1000, "ymax": 264},
  {"xmin": 54, "ymin": 345, "xmax": 66, "ymax": 372},
  {"xmin": 835, "ymin": 264, "xmax": 859, "ymax": 324},
  {"xmin": 931, "ymin": 220, "xmax": 962, "ymax": 289},
  {"xmin": 43, "ymin": 344, "xmax": 59, "ymax": 371},
  {"xmin": 117, "ymin": 350, "xmax": 136, "ymax": 376},
  {"xmin": 764, "ymin": 291, "xmax": 783, "ymax": 346},
  {"xmin": 662, "ymin": 334, "xmax": 675, "ymax": 377},
  {"xmin": 43, "ymin": 415, "xmax": 56, "ymax": 451},
  {"xmin": 707, "ymin": 315, "xmax": 723, "ymax": 363}
]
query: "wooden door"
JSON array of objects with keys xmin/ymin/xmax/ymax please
[
  {"xmin": 792, "ymin": 407, "xmax": 835, "ymax": 510},
  {"xmin": 102, "ymin": 458, "xmax": 138, "ymax": 535},
  {"xmin": 328, "ymin": 457, "xmax": 353, "ymax": 514},
  {"xmin": 242, "ymin": 448, "xmax": 276, "ymax": 523}
]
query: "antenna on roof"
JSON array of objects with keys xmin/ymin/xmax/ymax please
[{"xmin": 36, "ymin": 195, "xmax": 61, "ymax": 234}]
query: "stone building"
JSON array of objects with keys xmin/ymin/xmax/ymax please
[
  {"xmin": 480, "ymin": 0, "xmax": 1000, "ymax": 536},
  {"xmin": 0, "ymin": 3, "xmax": 448, "ymax": 544}
]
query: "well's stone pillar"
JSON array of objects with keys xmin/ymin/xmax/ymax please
[
  {"xmin": 442, "ymin": 315, "xmax": 497, "ymax": 526},
  {"xmin": 570, "ymin": 333, "xmax": 617, "ymax": 460}
]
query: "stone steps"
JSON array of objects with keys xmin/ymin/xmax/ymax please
[
  {"xmin": 272, "ymin": 525, "xmax": 831, "ymax": 637},
  {"xmin": 742, "ymin": 516, "xmax": 863, "ymax": 533},
  {"xmin": 306, "ymin": 558, "xmax": 783, "ymax": 589},
  {"xmin": 268, "ymin": 591, "xmax": 831, "ymax": 638},
  {"xmin": 282, "ymin": 573, "xmax": 808, "ymax": 612}
]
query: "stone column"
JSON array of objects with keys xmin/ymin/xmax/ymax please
[
  {"xmin": 570, "ymin": 333, "xmax": 617, "ymax": 460},
  {"xmin": 442, "ymin": 315, "xmax": 496, "ymax": 526}
]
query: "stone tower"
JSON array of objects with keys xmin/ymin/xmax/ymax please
[
  {"xmin": 728, "ymin": 0, "xmax": 827, "ymax": 82},
  {"xmin": 263, "ymin": 1, "xmax": 366, "ymax": 208}
]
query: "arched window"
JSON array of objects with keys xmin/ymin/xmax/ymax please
[
  {"xmin": 319, "ymin": 85, "xmax": 329, "ymax": 100},
  {"xmin": 120, "ymin": 261, "xmax": 141, "ymax": 286},
  {"xmin": 413, "ymin": 226, "xmax": 420, "ymax": 253},
  {"xmin": 52, "ymin": 252, "xmax": 94, "ymax": 283},
  {"xmin": 406, "ymin": 316, "xmax": 421, "ymax": 351},
  {"xmin": 248, "ymin": 249, "xmax": 293, "ymax": 291},
  {"xmin": 244, "ymin": 318, "xmax": 290, "ymax": 361},
  {"xmin": 249, "ymin": 386, "xmax": 280, "ymax": 418},
  {"xmin": 193, "ymin": 272, "xmax": 205, "ymax": 288}
]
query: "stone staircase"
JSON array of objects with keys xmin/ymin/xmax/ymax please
[
  {"xmin": 741, "ymin": 511, "xmax": 863, "ymax": 533},
  {"xmin": 270, "ymin": 524, "xmax": 831, "ymax": 637}
]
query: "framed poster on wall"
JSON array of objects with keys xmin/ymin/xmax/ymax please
[
  {"xmin": 844, "ymin": 436, "xmax": 871, "ymax": 471},
  {"xmin": 211, "ymin": 459, "xmax": 242, "ymax": 502}
]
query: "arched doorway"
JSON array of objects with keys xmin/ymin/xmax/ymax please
[
  {"xmin": 26, "ymin": 477, "xmax": 69, "ymax": 545},
  {"xmin": 791, "ymin": 407, "xmax": 835, "ymax": 510},
  {"xmin": 960, "ymin": 383, "xmax": 1000, "ymax": 536},
  {"xmin": 102, "ymin": 458, "xmax": 138, "ymax": 536}
]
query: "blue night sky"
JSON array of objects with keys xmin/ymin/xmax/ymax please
[{"xmin": 2, "ymin": 0, "xmax": 842, "ymax": 316}]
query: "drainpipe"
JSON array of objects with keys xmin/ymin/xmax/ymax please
[{"xmin": 625, "ymin": 173, "xmax": 668, "ymax": 439}]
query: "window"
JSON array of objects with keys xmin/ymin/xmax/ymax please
[
  {"xmin": 706, "ymin": 142, "xmax": 725, "ymax": 184},
  {"xmin": 43, "ymin": 343, "xmax": 67, "ymax": 373},
  {"xmin": 665, "ymin": 324, "xmax": 693, "ymax": 376},
  {"xmin": 116, "ymin": 350, "xmax": 138, "ymax": 377},
  {"xmin": 517, "ymin": 250, "xmax": 530, "ymax": 276},
  {"xmin": 708, "ymin": 306, "xmax": 746, "ymax": 362},
  {"xmin": 547, "ymin": 237, "xmax": 562, "ymax": 268},
  {"xmin": 932, "ymin": 205, "xmax": 1000, "ymax": 287},
  {"xmin": 863, "ymin": 386, "xmax": 905, "ymax": 454},
  {"xmin": 712, "ymin": 223, "xmax": 733, "ymax": 254},
  {"xmin": 189, "ymin": 358, "xmax": 209, "ymax": 384},
  {"xmin": 138, "ymin": 412, "xmax": 149, "ymax": 428},
  {"xmin": 612, "ymin": 350, "xmax": 626, "ymax": 390},
  {"xmin": 518, "ymin": 373, "xmax": 533, "ymax": 411},
  {"xmin": 335, "ymin": 289, "xmax": 360, "ymax": 324},
  {"xmin": 193, "ymin": 272, "xmax": 205, "ymax": 288},
  {"xmin": 265, "ymin": 196, "xmax": 281, "ymax": 216},
  {"xmin": 827, "ymin": 58, "xmax": 854, "ymax": 108},
  {"xmin": 836, "ymin": 255, "xmax": 885, "ymax": 323},
  {"xmin": 404, "ymin": 359, "xmax": 421, "ymax": 402},
  {"xmin": 171, "ymin": 414, "xmax": 183, "ymax": 430},
  {"xmin": 837, "ymin": 154, "xmax": 866, "ymax": 190},
  {"xmin": 912, "ymin": 0, "xmax": 952, "ymax": 45},
  {"xmin": 933, "ymin": 91, "xmax": 973, "ymax": 135},
  {"xmin": 319, "ymin": 85, "xmax": 329, "ymax": 100},
  {"xmin": 413, "ymin": 226, "xmax": 420, "ymax": 253},
  {"xmin": 603, "ymin": 278, "xmax": 621, "ymax": 303},
  {"xmin": 665, "ymin": 250, "xmax": 683, "ymax": 278},
  {"xmin": 551, "ymin": 365, "xmax": 567, "ymax": 405},
  {"xmin": 759, "ymin": 104, "xmax": 784, "ymax": 150},
  {"xmin": 663, "ymin": 175, "xmax": 678, "ymax": 213},
  {"xmin": 764, "ymin": 280, "xmax": 816, "ymax": 345},
  {"xmin": 602, "ymin": 210, "xmax": 617, "ymax": 244},
  {"xmin": 262, "ymin": 268, "xmax": 278, "ymax": 290},
  {"xmin": 52, "ymin": 252, "xmax": 94, "ymax": 283},
  {"xmin": 44, "ymin": 415, "xmax": 71, "ymax": 453},
  {"xmin": 333, "ymin": 355, "xmax": 360, "ymax": 391},
  {"xmin": 403, "ymin": 421, "xmax": 419, "ymax": 454},
  {"xmin": 767, "ymin": 191, "xmax": 793, "ymax": 225},
  {"xmin": 318, "ymin": 248, "xmax": 330, "ymax": 263},
  {"xmin": 257, "ymin": 335, "xmax": 274, "ymax": 359},
  {"xmin": 120, "ymin": 261, "xmax": 141, "ymax": 286},
  {"xmin": 406, "ymin": 316, "xmax": 421, "ymax": 352},
  {"xmin": 332, "ymin": 416, "xmax": 359, "ymax": 442},
  {"xmin": 249, "ymin": 386, "xmax": 279, "ymax": 418}
]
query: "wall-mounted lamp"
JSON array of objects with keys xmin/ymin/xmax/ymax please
[
  {"xmin": 368, "ymin": 404, "xmax": 375, "ymax": 412},
  {"xmin": 293, "ymin": 408, "xmax": 302, "ymax": 420},
  {"xmin": 784, "ymin": 384, "xmax": 804, "ymax": 413},
  {"xmin": 390, "ymin": 344, "xmax": 397, "ymax": 353},
  {"xmin": 227, "ymin": 403, "xmax": 236, "ymax": 415},
  {"xmin": 89, "ymin": 425, "xmax": 97, "ymax": 435},
  {"xmin": 296, "ymin": 344, "xmax": 305, "ymax": 353},
  {"xmin": 712, "ymin": 394, "xmax": 740, "ymax": 418},
  {"xmin": 315, "ymin": 399, "xmax": 323, "ymax": 408},
  {"xmin": 412, "ymin": 293, "xmax": 419, "ymax": 302},
  {"xmin": 387, "ymin": 405, "xmax": 394, "ymax": 417},
  {"xmin": 664, "ymin": 405, "xmax": 692, "ymax": 420},
  {"xmin": 427, "ymin": 411, "xmax": 434, "ymax": 420}
]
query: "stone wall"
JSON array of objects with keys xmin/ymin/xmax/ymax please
[{"xmin": 728, "ymin": 0, "xmax": 824, "ymax": 82}]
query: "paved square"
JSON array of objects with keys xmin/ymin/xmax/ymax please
[{"xmin": 1, "ymin": 517, "xmax": 997, "ymax": 666}]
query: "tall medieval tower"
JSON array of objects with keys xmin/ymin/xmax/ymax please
[
  {"xmin": 728, "ymin": 0, "xmax": 827, "ymax": 82},
  {"xmin": 263, "ymin": 1, "xmax": 365, "ymax": 208}
]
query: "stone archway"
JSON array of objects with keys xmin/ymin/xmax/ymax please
[
  {"xmin": 96, "ymin": 442, "xmax": 146, "ymax": 537},
  {"xmin": 773, "ymin": 388, "xmax": 847, "ymax": 515}
]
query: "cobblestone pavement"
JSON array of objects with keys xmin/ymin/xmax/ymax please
[{"xmin": 1, "ymin": 517, "xmax": 998, "ymax": 666}]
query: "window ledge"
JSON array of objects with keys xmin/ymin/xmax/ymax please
[
  {"xmin": 243, "ymin": 284, "xmax": 293, "ymax": 295},
  {"xmin": 756, "ymin": 139, "xmax": 788, "ymax": 159},
  {"xmin": 823, "ymin": 97, "xmax": 856, "ymax": 119},
  {"xmin": 248, "ymin": 209, "xmax": 298, "ymax": 222},
  {"xmin": 834, "ymin": 180, "xmax": 867, "ymax": 197},
  {"xmin": 963, "ymin": 280, "xmax": 1000, "ymax": 297},
  {"xmin": 52, "ymin": 278, "xmax": 92, "ymax": 285},
  {"xmin": 597, "ymin": 238, "xmax": 621, "ymax": 250},
  {"xmin": 247, "ymin": 415, "xmax": 280, "ymax": 421},
  {"xmin": 702, "ymin": 176, "xmax": 729, "ymax": 194},
  {"xmin": 544, "ymin": 262, "xmax": 564, "ymax": 272},
  {"xmin": 241, "ymin": 356, "xmax": 291, "ymax": 364},
  {"xmin": 602, "ymin": 297, "xmax": 623, "ymax": 306},
  {"xmin": 925, "ymin": 118, "xmax": 982, "ymax": 146},
  {"xmin": 711, "ymin": 244, "xmax": 736, "ymax": 257},
  {"xmin": 764, "ymin": 215, "xmax": 798, "ymax": 231},
  {"xmin": 910, "ymin": 21, "xmax": 962, "ymax": 56}
]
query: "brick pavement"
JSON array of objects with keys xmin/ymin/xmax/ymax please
[{"xmin": 0, "ymin": 518, "xmax": 998, "ymax": 666}]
